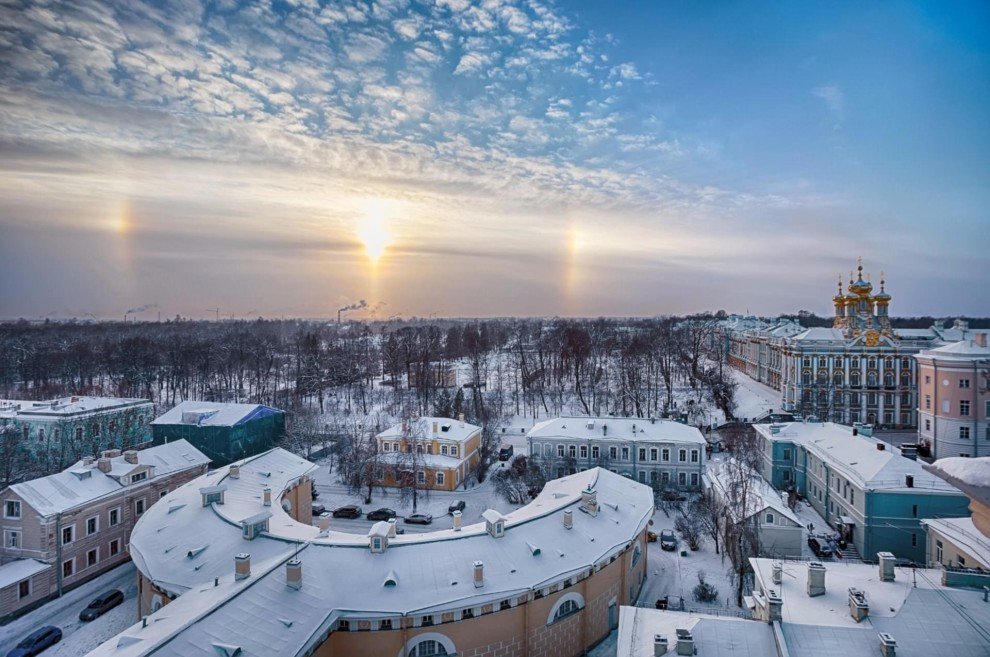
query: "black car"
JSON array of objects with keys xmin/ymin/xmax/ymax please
[
  {"xmin": 6, "ymin": 626, "xmax": 62, "ymax": 657},
  {"xmin": 79, "ymin": 589, "xmax": 124, "ymax": 622},
  {"xmin": 404, "ymin": 513, "xmax": 433, "ymax": 525},
  {"xmin": 448, "ymin": 500, "xmax": 466, "ymax": 515},
  {"xmin": 311, "ymin": 503, "xmax": 326, "ymax": 516},
  {"xmin": 332, "ymin": 505, "xmax": 362, "ymax": 519},
  {"xmin": 366, "ymin": 508, "xmax": 397, "ymax": 521},
  {"xmin": 808, "ymin": 536, "xmax": 834, "ymax": 558},
  {"xmin": 498, "ymin": 445, "xmax": 514, "ymax": 461}
]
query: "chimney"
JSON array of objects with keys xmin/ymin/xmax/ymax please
[
  {"xmin": 432, "ymin": 421, "xmax": 439, "ymax": 435},
  {"xmin": 848, "ymin": 588, "xmax": 869, "ymax": 622},
  {"xmin": 807, "ymin": 562, "xmax": 826, "ymax": 597},
  {"xmin": 263, "ymin": 487, "xmax": 272, "ymax": 506},
  {"xmin": 904, "ymin": 475, "xmax": 914, "ymax": 488},
  {"xmin": 102, "ymin": 449, "xmax": 121, "ymax": 458},
  {"xmin": 229, "ymin": 464, "xmax": 240, "ymax": 479},
  {"xmin": 974, "ymin": 333, "xmax": 987, "ymax": 347},
  {"xmin": 124, "ymin": 450, "xmax": 138, "ymax": 464},
  {"xmin": 452, "ymin": 510, "xmax": 462, "ymax": 531},
  {"xmin": 458, "ymin": 413, "xmax": 465, "ymax": 426},
  {"xmin": 387, "ymin": 518, "xmax": 397, "ymax": 538},
  {"xmin": 772, "ymin": 562, "xmax": 782, "ymax": 585},
  {"xmin": 235, "ymin": 553, "xmax": 251, "ymax": 581},
  {"xmin": 675, "ymin": 629, "xmax": 695, "ymax": 656},
  {"xmin": 876, "ymin": 443, "xmax": 885, "ymax": 451},
  {"xmin": 581, "ymin": 487, "xmax": 598, "ymax": 517},
  {"xmin": 653, "ymin": 634, "xmax": 669, "ymax": 656},
  {"xmin": 83, "ymin": 456, "xmax": 95, "ymax": 467},
  {"xmin": 766, "ymin": 589, "xmax": 783, "ymax": 622},
  {"xmin": 899, "ymin": 445, "xmax": 917, "ymax": 461},
  {"xmin": 852, "ymin": 427, "xmax": 858, "ymax": 436},
  {"xmin": 563, "ymin": 509, "xmax": 573, "ymax": 530},
  {"xmin": 473, "ymin": 560, "xmax": 484, "ymax": 588},
  {"xmin": 879, "ymin": 633, "xmax": 896, "ymax": 657},
  {"xmin": 318, "ymin": 513, "xmax": 330, "ymax": 535},
  {"xmin": 286, "ymin": 558, "xmax": 302, "ymax": 590},
  {"xmin": 878, "ymin": 552, "xmax": 896, "ymax": 581},
  {"xmin": 97, "ymin": 458, "xmax": 112, "ymax": 473}
]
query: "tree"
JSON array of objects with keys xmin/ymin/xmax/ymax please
[
  {"xmin": 674, "ymin": 513, "xmax": 701, "ymax": 550},
  {"xmin": 692, "ymin": 571, "xmax": 719, "ymax": 603},
  {"xmin": 691, "ymin": 493, "xmax": 722, "ymax": 555}
]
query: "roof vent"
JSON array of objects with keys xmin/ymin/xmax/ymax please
[
  {"xmin": 70, "ymin": 469, "xmax": 92, "ymax": 480},
  {"xmin": 212, "ymin": 643, "xmax": 242, "ymax": 657},
  {"xmin": 807, "ymin": 562, "xmax": 826, "ymax": 597},
  {"xmin": 116, "ymin": 636, "xmax": 142, "ymax": 648},
  {"xmin": 878, "ymin": 552, "xmax": 896, "ymax": 581},
  {"xmin": 653, "ymin": 634, "xmax": 668, "ymax": 656},
  {"xmin": 263, "ymin": 487, "xmax": 272, "ymax": 506},
  {"xmin": 848, "ymin": 587, "xmax": 869, "ymax": 622},
  {"xmin": 229, "ymin": 464, "xmax": 240, "ymax": 479},
  {"xmin": 904, "ymin": 474, "xmax": 914, "ymax": 488},
  {"xmin": 675, "ymin": 629, "xmax": 694, "ymax": 656},
  {"xmin": 285, "ymin": 558, "xmax": 302, "ymax": 590},
  {"xmin": 879, "ymin": 632, "xmax": 897, "ymax": 657},
  {"xmin": 563, "ymin": 509, "xmax": 573, "ymax": 530},
  {"xmin": 526, "ymin": 541, "xmax": 541, "ymax": 556},
  {"xmin": 387, "ymin": 518, "xmax": 397, "ymax": 538},
  {"xmin": 581, "ymin": 487, "xmax": 598, "ymax": 517},
  {"xmin": 452, "ymin": 510, "xmax": 462, "ymax": 532},
  {"xmin": 234, "ymin": 553, "xmax": 250, "ymax": 580},
  {"xmin": 187, "ymin": 545, "xmax": 209, "ymax": 559},
  {"xmin": 876, "ymin": 443, "xmax": 885, "ymax": 451},
  {"xmin": 383, "ymin": 570, "xmax": 398, "ymax": 587},
  {"xmin": 586, "ymin": 420, "xmax": 595, "ymax": 430}
]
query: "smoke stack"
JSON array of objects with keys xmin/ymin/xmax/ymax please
[
  {"xmin": 453, "ymin": 510, "xmax": 462, "ymax": 531},
  {"xmin": 387, "ymin": 518, "xmax": 397, "ymax": 538},
  {"xmin": 563, "ymin": 509, "xmax": 573, "ymax": 530},
  {"xmin": 286, "ymin": 558, "xmax": 302, "ymax": 590},
  {"xmin": 473, "ymin": 560, "xmax": 484, "ymax": 588},
  {"xmin": 318, "ymin": 514, "xmax": 330, "ymax": 534},
  {"xmin": 654, "ymin": 634, "xmax": 669, "ymax": 656},
  {"xmin": 124, "ymin": 450, "xmax": 138, "ymax": 464},
  {"xmin": 235, "ymin": 553, "xmax": 251, "ymax": 580},
  {"xmin": 263, "ymin": 487, "xmax": 272, "ymax": 506},
  {"xmin": 97, "ymin": 458, "xmax": 112, "ymax": 474},
  {"xmin": 229, "ymin": 464, "xmax": 240, "ymax": 479},
  {"xmin": 807, "ymin": 562, "xmax": 826, "ymax": 597}
]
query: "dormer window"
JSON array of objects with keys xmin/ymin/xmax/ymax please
[
  {"xmin": 199, "ymin": 485, "xmax": 226, "ymax": 507},
  {"xmin": 241, "ymin": 511, "xmax": 271, "ymax": 540},
  {"xmin": 482, "ymin": 509, "xmax": 506, "ymax": 538},
  {"xmin": 130, "ymin": 471, "xmax": 147, "ymax": 483}
]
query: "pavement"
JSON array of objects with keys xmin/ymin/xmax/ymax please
[{"xmin": 0, "ymin": 561, "xmax": 138, "ymax": 657}]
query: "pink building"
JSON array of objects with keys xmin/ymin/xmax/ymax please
[{"xmin": 915, "ymin": 333, "xmax": 990, "ymax": 459}]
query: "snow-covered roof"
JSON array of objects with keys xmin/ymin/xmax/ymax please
[
  {"xmin": 528, "ymin": 416, "xmax": 706, "ymax": 445},
  {"xmin": 0, "ymin": 559, "xmax": 49, "ymax": 589},
  {"xmin": 0, "ymin": 396, "xmax": 151, "ymax": 418},
  {"xmin": 918, "ymin": 337, "xmax": 990, "ymax": 360},
  {"xmin": 7, "ymin": 440, "xmax": 209, "ymax": 517},
  {"xmin": 151, "ymin": 401, "xmax": 283, "ymax": 427},
  {"xmin": 616, "ymin": 606, "xmax": 775, "ymax": 657},
  {"xmin": 791, "ymin": 327, "xmax": 848, "ymax": 342},
  {"xmin": 706, "ymin": 460, "xmax": 800, "ymax": 526},
  {"xmin": 920, "ymin": 516, "xmax": 990, "ymax": 569},
  {"xmin": 754, "ymin": 423, "xmax": 962, "ymax": 493},
  {"xmin": 925, "ymin": 457, "xmax": 990, "ymax": 506},
  {"xmin": 376, "ymin": 416, "xmax": 481, "ymax": 444},
  {"xmin": 378, "ymin": 451, "xmax": 464, "ymax": 470},
  {"xmin": 91, "ymin": 467, "xmax": 653, "ymax": 657}
]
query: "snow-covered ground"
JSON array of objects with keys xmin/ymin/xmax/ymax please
[
  {"xmin": 726, "ymin": 367, "xmax": 781, "ymax": 423},
  {"xmin": 0, "ymin": 562, "xmax": 137, "ymax": 657}
]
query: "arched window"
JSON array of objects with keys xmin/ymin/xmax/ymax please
[
  {"xmin": 884, "ymin": 372, "xmax": 894, "ymax": 387},
  {"xmin": 867, "ymin": 372, "xmax": 878, "ymax": 387},
  {"xmin": 409, "ymin": 640, "xmax": 448, "ymax": 656},
  {"xmin": 850, "ymin": 372, "xmax": 860, "ymax": 387},
  {"xmin": 833, "ymin": 372, "xmax": 843, "ymax": 386},
  {"xmin": 547, "ymin": 592, "xmax": 586, "ymax": 625},
  {"xmin": 399, "ymin": 634, "xmax": 456, "ymax": 657}
]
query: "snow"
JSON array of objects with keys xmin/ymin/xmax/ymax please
[
  {"xmin": 528, "ymin": 416, "xmax": 706, "ymax": 445},
  {"xmin": 377, "ymin": 416, "xmax": 480, "ymax": 443},
  {"xmin": 151, "ymin": 401, "xmax": 280, "ymax": 427},
  {"xmin": 931, "ymin": 457, "xmax": 990, "ymax": 488},
  {"xmin": 920, "ymin": 516, "xmax": 990, "ymax": 568},
  {"xmin": 0, "ymin": 559, "xmax": 48, "ymax": 589},
  {"xmin": 616, "ymin": 606, "xmax": 775, "ymax": 657},
  {"xmin": 725, "ymin": 368, "xmax": 780, "ymax": 423},
  {"xmin": 0, "ymin": 562, "xmax": 138, "ymax": 657}
]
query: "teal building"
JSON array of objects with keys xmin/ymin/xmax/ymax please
[{"xmin": 151, "ymin": 401, "xmax": 285, "ymax": 466}]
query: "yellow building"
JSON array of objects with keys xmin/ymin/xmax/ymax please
[{"xmin": 375, "ymin": 415, "xmax": 483, "ymax": 491}]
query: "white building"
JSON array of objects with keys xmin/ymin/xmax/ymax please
[
  {"xmin": 921, "ymin": 457, "xmax": 990, "ymax": 574},
  {"xmin": 527, "ymin": 416, "xmax": 707, "ymax": 490}
]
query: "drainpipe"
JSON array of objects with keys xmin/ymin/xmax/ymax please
[{"xmin": 55, "ymin": 512, "xmax": 62, "ymax": 598}]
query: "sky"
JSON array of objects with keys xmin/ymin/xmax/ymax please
[{"xmin": 0, "ymin": 0, "xmax": 988, "ymax": 320}]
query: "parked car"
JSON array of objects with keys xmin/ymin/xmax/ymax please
[
  {"xmin": 367, "ymin": 508, "xmax": 397, "ymax": 521},
  {"xmin": 332, "ymin": 505, "xmax": 362, "ymax": 519},
  {"xmin": 647, "ymin": 530, "xmax": 658, "ymax": 543},
  {"xmin": 311, "ymin": 503, "xmax": 326, "ymax": 516},
  {"xmin": 498, "ymin": 445, "xmax": 514, "ymax": 461},
  {"xmin": 660, "ymin": 490, "xmax": 687, "ymax": 502},
  {"xmin": 659, "ymin": 529, "xmax": 678, "ymax": 551},
  {"xmin": 404, "ymin": 513, "xmax": 433, "ymax": 525},
  {"xmin": 6, "ymin": 626, "xmax": 62, "ymax": 657},
  {"xmin": 448, "ymin": 500, "xmax": 466, "ymax": 515},
  {"xmin": 79, "ymin": 589, "xmax": 124, "ymax": 621},
  {"xmin": 808, "ymin": 536, "xmax": 834, "ymax": 558}
]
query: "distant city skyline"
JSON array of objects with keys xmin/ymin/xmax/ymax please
[{"xmin": 1, "ymin": 0, "xmax": 988, "ymax": 320}]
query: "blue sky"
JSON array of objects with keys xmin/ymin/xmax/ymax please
[{"xmin": 0, "ymin": 0, "xmax": 987, "ymax": 319}]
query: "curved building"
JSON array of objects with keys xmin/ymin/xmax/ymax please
[{"xmin": 88, "ymin": 448, "xmax": 652, "ymax": 657}]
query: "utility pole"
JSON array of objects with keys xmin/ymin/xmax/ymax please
[{"xmin": 206, "ymin": 308, "xmax": 220, "ymax": 322}]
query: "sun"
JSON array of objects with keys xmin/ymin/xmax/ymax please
[{"xmin": 356, "ymin": 199, "xmax": 393, "ymax": 264}]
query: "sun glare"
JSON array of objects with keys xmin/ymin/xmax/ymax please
[{"xmin": 356, "ymin": 199, "xmax": 393, "ymax": 263}]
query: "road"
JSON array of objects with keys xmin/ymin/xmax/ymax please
[{"xmin": 0, "ymin": 562, "xmax": 138, "ymax": 657}]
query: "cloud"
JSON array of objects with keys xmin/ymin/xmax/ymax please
[{"xmin": 811, "ymin": 84, "xmax": 844, "ymax": 119}]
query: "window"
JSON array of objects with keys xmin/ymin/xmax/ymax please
[
  {"xmin": 91, "ymin": 423, "xmax": 101, "ymax": 437},
  {"xmin": 450, "ymin": 446, "xmax": 457, "ymax": 457},
  {"xmin": 580, "ymin": 445, "xmax": 588, "ymax": 459},
  {"xmin": 638, "ymin": 471, "xmax": 646, "ymax": 483},
  {"xmin": 379, "ymin": 619, "xmax": 392, "ymax": 630},
  {"xmin": 6, "ymin": 530, "xmax": 20, "ymax": 548},
  {"xmin": 436, "ymin": 472, "xmax": 445, "ymax": 486},
  {"xmin": 925, "ymin": 395, "xmax": 931, "ymax": 410},
  {"xmin": 765, "ymin": 512, "xmax": 775, "ymax": 524},
  {"xmin": 925, "ymin": 419, "xmax": 931, "ymax": 431},
  {"xmin": 75, "ymin": 427, "xmax": 83, "ymax": 441},
  {"xmin": 960, "ymin": 401, "xmax": 970, "ymax": 416},
  {"xmin": 568, "ymin": 445, "xmax": 576, "ymax": 458},
  {"xmin": 62, "ymin": 526, "xmax": 74, "ymax": 545},
  {"xmin": 38, "ymin": 428, "xmax": 44, "ymax": 443},
  {"xmin": 960, "ymin": 427, "xmax": 971, "ymax": 440},
  {"xmin": 591, "ymin": 446, "xmax": 599, "ymax": 459},
  {"xmin": 87, "ymin": 548, "xmax": 98, "ymax": 568},
  {"xmin": 159, "ymin": 489, "xmax": 168, "ymax": 498},
  {"xmin": 135, "ymin": 499, "xmax": 146, "ymax": 516},
  {"xmin": 958, "ymin": 556, "xmax": 966, "ymax": 567},
  {"xmin": 417, "ymin": 471, "xmax": 426, "ymax": 484},
  {"xmin": 911, "ymin": 533, "xmax": 917, "ymax": 547},
  {"xmin": 18, "ymin": 579, "xmax": 30, "ymax": 600},
  {"xmin": 409, "ymin": 639, "xmax": 449, "ymax": 656},
  {"xmin": 650, "ymin": 448, "xmax": 658, "ymax": 461},
  {"xmin": 960, "ymin": 379, "xmax": 970, "ymax": 389},
  {"xmin": 621, "ymin": 447, "xmax": 629, "ymax": 460},
  {"xmin": 557, "ymin": 445, "xmax": 565, "ymax": 457},
  {"xmin": 421, "ymin": 615, "xmax": 434, "ymax": 626},
  {"xmin": 63, "ymin": 559, "xmax": 74, "ymax": 578},
  {"xmin": 609, "ymin": 447, "xmax": 618, "ymax": 459},
  {"xmin": 850, "ymin": 490, "xmax": 854, "ymax": 505},
  {"xmin": 661, "ymin": 448, "xmax": 670, "ymax": 461},
  {"xmin": 912, "ymin": 504, "xmax": 917, "ymax": 517},
  {"xmin": 925, "ymin": 375, "xmax": 931, "ymax": 384},
  {"xmin": 783, "ymin": 448, "xmax": 791, "ymax": 461},
  {"xmin": 4, "ymin": 500, "xmax": 20, "ymax": 519},
  {"xmin": 109, "ymin": 507, "xmax": 120, "ymax": 526},
  {"xmin": 678, "ymin": 449, "xmax": 686, "ymax": 462},
  {"xmin": 338, "ymin": 620, "xmax": 350, "ymax": 632},
  {"xmin": 690, "ymin": 473, "xmax": 699, "ymax": 487},
  {"xmin": 678, "ymin": 472, "xmax": 686, "ymax": 486},
  {"xmin": 383, "ymin": 442, "xmax": 391, "ymax": 452},
  {"xmin": 936, "ymin": 540, "xmax": 943, "ymax": 562},
  {"xmin": 553, "ymin": 599, "xmax": 580, "ymax": 623},
  {"xmin": 638, "ymin": 448, "xmax": 646, "ymax": 461},
  {"xmin": 109, "ymin": 539, "xmax": 120, "ymax": 557},
  {"xmin": 690, "ymin": 450, "xmax": 699, "ymax": 463},
  {"xmin": 440, "ymin": 445, "xmax": 447, "ymax": 455},
  {"xmin": 86, "ymin": 516, "xmax": 98, "ymax": 536}
]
